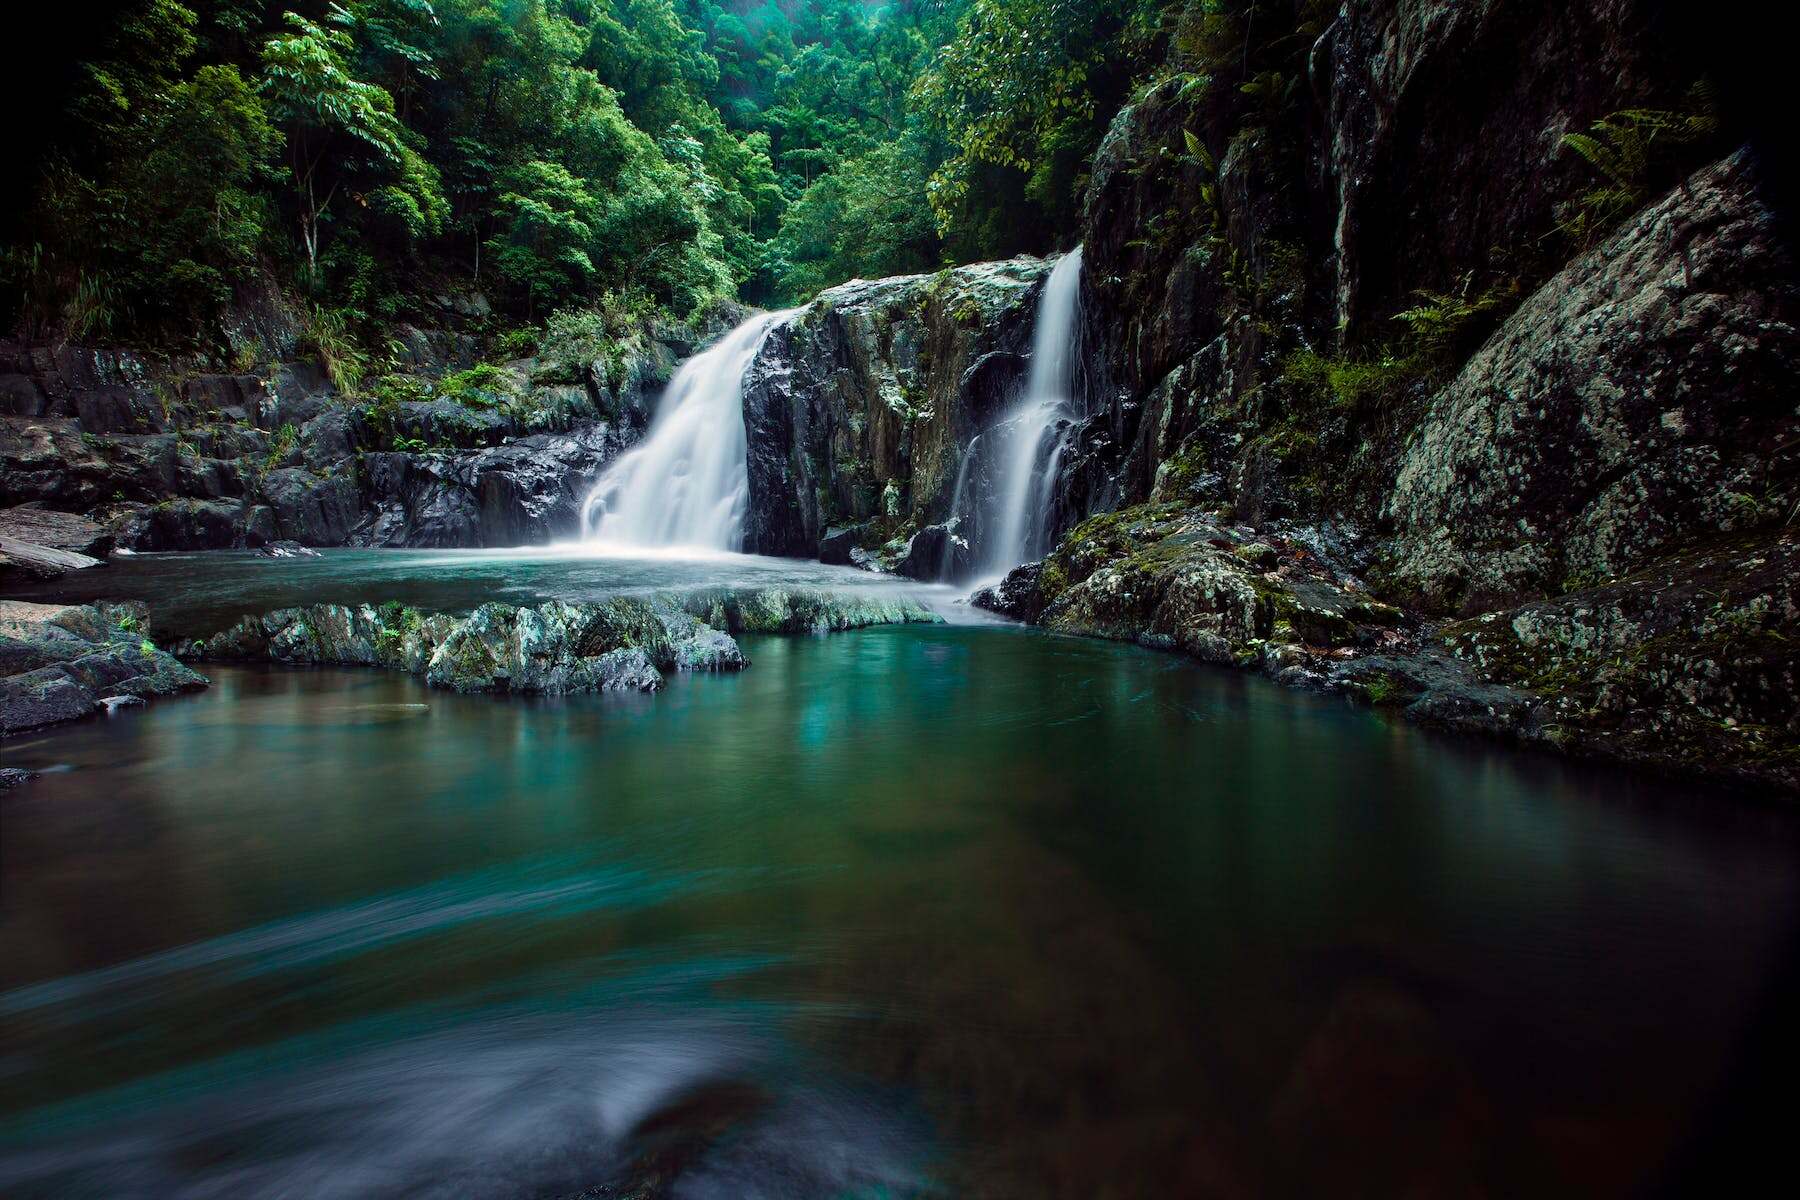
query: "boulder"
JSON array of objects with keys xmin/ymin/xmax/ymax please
[
  {"xmin": 971, "ymin": 562, "xmax": 1048, "ymax": 623},
  {"xmin": 895, "ymin": 521, "xmax": 972, "ymax": 582},
  {"xmin": 0, "ymin": 601, "xmax": 207, "ymax": 737},
  {"xmin": 0, "ymin": 535, "xmax": 103, "ymax": 583},
  {"xmin": 1385, "ymin": 153, "xmax": 1800, "ymax": 613},
  {"xmin": 0, "ymin": 502, "xmax": 112, "ymax": 557},
  {"xmin": 818, "ymin": 523, "xmax": 873, "ymax": 566}
]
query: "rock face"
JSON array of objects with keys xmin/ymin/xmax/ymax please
[
  {"xmin": 175, "ymin": 587, "xmax": 941, "ymax": 694},
  {"xmin": 1321, "ymin": 0, "xmax": 1668, "ymax": 339},
  {"xmin": 740, "ymin": 259, "xmax": 1050, "ymax": 560},
  {"xmin": 0, "ymin": 300, "xmax": 714, "ymax": 551},
  {"xmin": 0, "ymin": 600, "xmax": 207, "ymax": 738},
  {"xmin": 353, "ymin": 425, "xmax": 628, "ymax": 547},
  {"xmin": 1384, "ymin": 153, "xmax": 1799, "ymax": 613}
]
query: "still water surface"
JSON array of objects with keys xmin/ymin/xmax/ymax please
[{"xmin": 2, "ymin": 621, "xmax": 1797, "ymax": 1197}]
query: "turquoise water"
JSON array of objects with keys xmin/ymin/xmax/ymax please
[{"xmin": 2, "ymin": 621, "xmax": 1797, "ymax": 1197}]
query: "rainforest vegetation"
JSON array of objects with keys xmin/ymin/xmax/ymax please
[{"xmin": 1, "ymin": 0, "xmax": 1178, "ymax": 346}]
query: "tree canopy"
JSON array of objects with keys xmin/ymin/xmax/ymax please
[{"xmin": 3, "ymin": 0, "xmax": 1200, "ymax": 344}]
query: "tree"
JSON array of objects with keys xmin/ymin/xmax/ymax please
[{"xmin": 259, "ymin": 11, "xmax": 426, "ymax": 281}]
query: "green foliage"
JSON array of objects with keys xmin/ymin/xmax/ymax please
[
  {"xmin": 912, "ymin": 0, "xmax": 1147, "ymax": 248},
  {"xmin": 767, "ymin": 139, "xmax": 942, "ymax": 300},
  {"xmin": 437, "ymin": 363, "xmax": 519, "ymax": 409},
  {"xmin": 297, "ymin": 305, "xmax": 370, "ymax": 392},
  {"xmin": 1557, "ymin": 84, "xmax": 1722, "ymax": 248},
  {"xmin": 1282, "ymin": 349, "xmax": 1418, "ymax": 414},
  {"xmin": 534, "ymin": 300, "xmax": 648, "ymax": 388},
  {"xmin": 1391, "ymin": 276, "xmax": 1515, "ymax": 356},
  {"xmin": 8, "ymin": 0, "xmax": 1325, "ymax": 332},
  {"xmin": 264, "ymin": 422, "xmax": 298, "ymax": 468}
]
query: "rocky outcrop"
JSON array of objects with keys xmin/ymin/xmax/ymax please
[
  {"xmin": 1384, "ymin": 152, "xmax": 1799, "ymax": 612},
  {"xmin": 352, "ymin": 425, "xmax": 628, "ymax": 547},
  {"xmin": 0, "ymin": 505, "xmax": 114, "ymax": 557},
  {"xmin": 0, "ymin": 535, "xmax": 102, "ymax": 584},
  {"xmin": 175, "ymin": 587, "xmax": 941, "ymax": 694},
  {"xmin": 740, "ymin": 259, "xmax": 1050, "ymax": 559},
  {"xmin": 0, "ymin": 299, "xmax": 721, "ymax": 551},
  {"xmin": 0, "ymin": 600, "xmax": 207, "ymax": 738},
  {"xmin": 178, "ymin": 599, "xmax": 737, "ymax": 694}
]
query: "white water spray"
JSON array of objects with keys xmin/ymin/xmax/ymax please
[
  {"xmin": 580, "ymin": 310, "xmax": 792, "ymax": 551},
  {"xmin": 975, "ymin": 245, "xmax": 1084, "ymax": 579}
]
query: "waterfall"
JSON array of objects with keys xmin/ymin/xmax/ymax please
[
  {"xmin": 974, "ymin": 245, "xmax": 1084, "ymax": 580},
  {"xmin": 579, "ymin": 310, "xmax": 792, "ymax": 552}
]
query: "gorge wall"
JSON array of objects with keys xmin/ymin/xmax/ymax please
[{"xmin": 731, "ymin": 0, "xmax": 1799, "ymax": 789}]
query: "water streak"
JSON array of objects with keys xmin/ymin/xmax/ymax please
[
  {"xmin": 581, "ymin": 310, "xmax": 793, "ymax": 551},
  {"xmin": 974, "ymin": 246, "xmax": 1084, "ymax": 581}
]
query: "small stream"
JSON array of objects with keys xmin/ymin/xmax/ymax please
[{"xmin": 2, "ymin": 557, "xmax": 1797, "ymax": 1197}]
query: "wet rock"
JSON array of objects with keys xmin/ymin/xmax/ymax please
[
  {"xmin": 895, "ymin": 521, "xmax": 972, "ymax": 582},
  {"xmin": 258, "ymin": 539, "xmax": 320, "ymax": 558},
  {"xmin": 0, "ymin": 600, "xmax": 207, "ymax": 737},
  {"xmin": 0, "ymin": 535, "xmax": 104, "ymax": 583},
  {"xmin": 110, "ymin": 498, "xmax": 259, "ymax": 551},
  {"xmin": 261, "ymin": 468, "xmax": 360, "ymax": 545},
  {"xmin": 0, "ymin": 665, "xmax": 96, "ymax": 732},
  {"xmin": 180, "ymin": 598, "xmax": 756, "ymax": 697},
  {"xmin": 971, "ymin": 562, "xmax": 1047, "ymax": 623},
  {"xmin": 353, "ymin": 425, "xmax": 626, "ymax": 548},
  {"xmin": 1432, "ymin": 529, "xmax": 1800, "ymax": 790},
  {"xmin": 0, "ymin": 505, "xmax": 114, "ymax": 557},
  {"xmin": 676, "ymin": 587, "xmax": 942, "ymax": 635},
  {"xmin": 1321, "ymin": 0, "xmax": 1670, "ymax": 339},
  {"xmin": 818, "ymin": 523, "xmax": 873, "ymax": 566},
  {"xmin": 300, "ymin": 408, "xmax": 358, "ymax": 471},
  {"xmin": 0, "ymin": 766, "xmax": 36, "ymax": 790}
]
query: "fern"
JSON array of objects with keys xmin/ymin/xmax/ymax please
[{"xmin": 1557, "ymin": 83, "xmax": 1722, "ymax": 247}]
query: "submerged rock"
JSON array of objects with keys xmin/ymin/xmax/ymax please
[{"xmin": 258, "ymin": 539, "xmax": 320, "ymax": 558}]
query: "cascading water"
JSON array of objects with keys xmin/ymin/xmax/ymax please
[
  {"xmin": 579, "ymin": 310, "xmax": 792, "ymax": 551},
  {"xmin": 969, "ymin": 245, "xmax": 1084, "ymax": 581}
]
